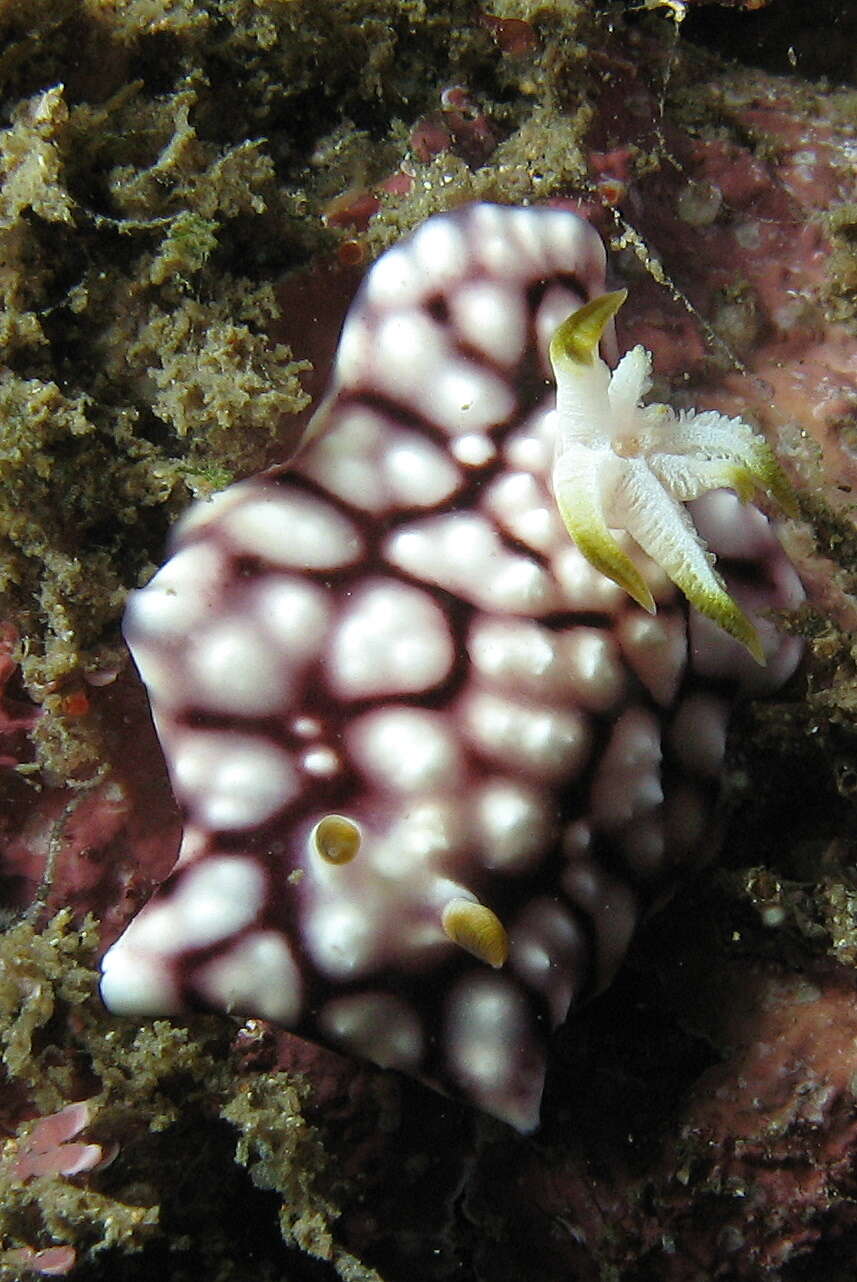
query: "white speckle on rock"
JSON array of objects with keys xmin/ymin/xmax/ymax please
[
  {"xmin": 677, "ymin": 179, "xmax": 723, "ymax": 227},
  {"xmin": 734, "ymin": 221, "xmax": 762, "ymax": 250}
]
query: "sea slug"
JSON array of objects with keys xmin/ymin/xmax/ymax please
[{"xmin": 101, "ymin": 204, "xmax": 803, "ymax": 1131}]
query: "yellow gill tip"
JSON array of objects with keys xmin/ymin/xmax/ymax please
[
  {"xmin": 442, "ymin": 898, "xmax": 509, "ymax": 969},
  {"xmin": 758, "ymin": 449, "xmax": 799, "ymax": 520},
  {"xmin": 727, "ymin": 604, "xmax": 766, "ymax": 665},
  {"xmin": 727, "ymin": 465, "xmax": 756, "ymax": 504},
  {"xmin": 745, "ymin": 627, "xmax": 766, "ymax": 666},
  {"xmin": 313, "ymin": 814, "xmax": 362, "ymax": 865},
  {"xmin": 692, "ymin": 582, "xmax": 766, "ymax": 665},
  {"xmin": 731, "ymin": 440, "xmax": 799, "ymax": 519},
  {"xmin": 557, "ymin": 497, "xmax": 656, "ymax": 614},
  {"xmin": 549, "ymin": 289, "xmax": 628, "ymax": 367}
]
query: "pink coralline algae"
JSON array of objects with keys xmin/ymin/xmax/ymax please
[
  {"xmin": 323, "ymin": 85, "xmax": 500, "ymax": 236},
  {"xmin": 0, "ymin": 1245, "xmax": 77, "ymax": 1277},
  {"xmin": 100, "ymin": 204, "xmax": 803, "ymax": 1132},
  {"xmin": 10, "ymin": 1100, "xmax": 116, "ymax": 1183},
  {"xmin": 1, "ymin": 1100, "xmax": 118, "ymax": 1278}
]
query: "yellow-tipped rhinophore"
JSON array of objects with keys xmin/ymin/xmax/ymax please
[
  {"xmin": 549, "ymin": 289, "xmax": 627, "ymax": 367},
  {"xmin": 442, "ymin": 898, "xmax": 509, "ymax": 969},
  {"xmin": 313, "ymin": 814, "xmax": 362, "ymax": 865}
]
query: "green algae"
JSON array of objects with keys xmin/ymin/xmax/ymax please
[
  {"xmin": 0, "ymin": 0, "xmax": 598, "ymax": 782},
  {"xmin": 223, "ymin": 1078, "xmax": 388, "ymax": 1282},
  {"xmin": 0, "ymin": 913, "xmax": 160, "ymax": 1267},
  {"xmin": 822, "ymin": 201, "xmax": 857, "ymax": 329},
  {"xmin": 0, "ymin": 66, "xmax": 311, "ymax": 777},
  {"xmin": 0, "ymin": 911, "xmax": 363, "ymax": 1279}
]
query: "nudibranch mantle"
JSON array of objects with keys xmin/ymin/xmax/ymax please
[{"xmin": 101, "ymin": 203, "xmax": 803, "ymax": 1132}]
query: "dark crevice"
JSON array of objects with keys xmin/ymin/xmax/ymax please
[{"xmin": 680, "ymin": 0, "xmax": 857, "ymax": 85}]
